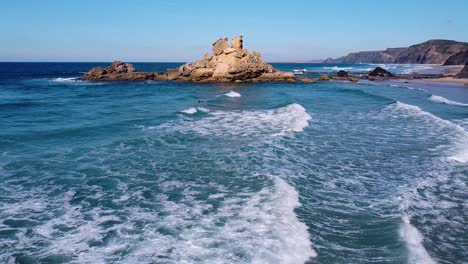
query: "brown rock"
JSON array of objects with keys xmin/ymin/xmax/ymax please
[
  {"xmin": 223, "ymin": 47, "xmax": 237, "ymax": 54},
  {"xmin": 203, "ymin": 53, "xmax": 212, "ymax": 61},
  {"xmin": 212, "ymin": 38, "xmax": 229, "ymax": 56},
  {"xmin": 319, "ymin": 75, "xmax": 330, "ymax": 81},
  {"xmin": 298, "ymin": 77, "xmax": 316, "ymax": 83},
  {"xmin": 81, "ymin": 37, "xmax": 311, "ymax": 83},
  {"xmin": 232, "ymin": 36, "xmax": 243, "ymax": 49}
]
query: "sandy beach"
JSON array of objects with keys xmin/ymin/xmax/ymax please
[{"xmin": 410, "ymin": 77, "xmax": 468, "ymax": 85}]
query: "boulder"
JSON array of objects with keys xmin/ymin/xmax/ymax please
[
  {"xmin": 232, "ymin": 36, "xmax": 243, "ymax": 49},
  {"xmin": 368, "ymin": 67, "xmax": 394, "ymax": 77},
  {"xmin": 455, "ymin": 64, "xmax": 468, "ymax": 78},
  {"xmin": 319, "ymin": 75, "xmax": 330, "ymax": 81},
  {"xmin": 337, "ymin": 70, "xmax": 349, "ymax": 77},
  {"xmin": 212, "ymin": 38, "xmax": 229, "ymax": 56},
  {"xmin": 81, "ymin": 62, "xmax": 145, "ymax": 81},
  {"xmin": 108, "ymin": 61, "xmax": 136, "ymax": 74},
  {"xmin": 203, "ymin": 53, "xmax": 212, "ymax": 61}
]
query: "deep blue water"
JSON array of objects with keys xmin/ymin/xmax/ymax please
[{"xmin": 0, "ymin": 63, "xmax": 467, "ymax": 264}]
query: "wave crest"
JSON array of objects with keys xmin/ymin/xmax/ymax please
[
  {"xmin": 157, "ymin": 103, "xmax": 312, "ymax": 137},
  {"xmin": 428, "ymin": 95, "xmax": 468, "ymax": 107}
]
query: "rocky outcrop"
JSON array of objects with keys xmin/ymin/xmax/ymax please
[
  {"xmin": 367, "ymin": 67, "xmax": 394, "ymax": 77},
  {"xmin": 325, "ymin": 39, "xmax": 468, "ymax": 65},
  {"xmin": 455, "ymin": 64, "xmax": 468, "ymax": 78},
  {"xmin": 81, "ymin": 61, "xmax": 155, "ymax": 81},
  {"xmin": 444, "ymin": 50, "xmax": 468, "ymax": 65},
  {"xmin": 81, "ymin": 36, "xmax": 313, "ymax": 83}
]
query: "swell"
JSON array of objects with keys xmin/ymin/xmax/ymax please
[{"xmin": 336, "ymin": 87, "xmax": 397, "ymax": 104}]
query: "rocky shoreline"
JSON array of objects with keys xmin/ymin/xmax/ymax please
[{"xmin": 81, "ymin": 36, "xmax": 314, "ymax": 83}]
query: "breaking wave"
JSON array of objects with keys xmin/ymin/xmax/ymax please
[
  {"xmin": 428, "ymin": 95, "xmax": 468, "ymax": 107},
  {"xmin": 180, "ymin": 107, "xmax": 210, "ymax": 115},
  {"xmin": 51, "ymin": 77, "xmax": 79, "ymax": 82},
  {"xmin": 0, "ymin": 175, "xmax": 316, "ymax": 263},
  {"xmin": 224, "ymin": 91, "xmax": 241, "ymax": 97},
  {"xmin": 391, "ymin": 101, "xmax": 468, "ymax": 163},
  {"xmin": 156, "ymin": 103, "xmax": 312, "ymax": 137}
]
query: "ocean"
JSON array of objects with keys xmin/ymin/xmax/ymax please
[{"xmin": 0, "ymin": 62, "xmax": 467, "ymax": 264}]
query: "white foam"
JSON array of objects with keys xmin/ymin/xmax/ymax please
[
  {"xmin": 399, "ymin": 216, "xmax": 436, "ymax": 264},
  {"xmin": 428, "ymin": 95, "xmax": 468, "ymax": 107},
  {"xmin": 181, "ymin": 107, "xmax": 198, "ymax": 114},
  {"xmin": 163, "ymin": 103, "xmax": 312, "ymax": 137},
  {"xmin": 392, "ymin": 101, "xmax": 468, "ymax": 163},
  {"xmin": 180, "ymin": 107, "xmax": 210, "ymax": 115},
  {"xmin": 51, "ymin": 77, "xmax": 79, "ymax": 82},
  {"xmin": 224, "ymin": 91, "xmax": 241, "ymax": 97},
  {"xmin": 139, "ymin": 175, "xmax": 317, "ymax": 263},
  {"xmin": 323, "ymin": 66, "xmax": 353, "ymax": 71}
]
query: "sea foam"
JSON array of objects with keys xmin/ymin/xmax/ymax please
[
  {"xmin": 399, "ymin": 215, "xmax": 436, "ymax": 264},
  {"xmin": 164, "ymin": 103, "xmax": 312, "ymax": 137},
  {"xmin": 51, "ymin": 77, "xmax": 79, "ymax": 82},
  {"xmin": 180, "ymin": 107, "xmax": 210, "ymax": 115},
  {"xmin": 428, "ymin": 95, "xmax": 468, "ymax": 107},
  {"xmin": 392, "ymin": 101, "xmax": 468, "ymax": 163},
  {"xmin": 224, "ymin": 91, "xmax": 241, "ymax": 97}
]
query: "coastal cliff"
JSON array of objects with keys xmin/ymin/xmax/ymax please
[
  {"xmin": 81, "ymin": 36, "xmax": 313, "ymax": 83},
  {"xmin": 325, "ymin": 39, "xmax": 468, "ymax": 65}
]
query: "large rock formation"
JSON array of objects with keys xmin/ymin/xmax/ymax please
[
  {"xmin": 325, "ymin": 39, "xmax": 468, "ymax": 65},
  {"xmin": 455, "ymin": 64, "xmax": 468, "ymax": 78},
  {"xmin": 81, "ymin": 36, "xmax": 313, "ymax": 83}
]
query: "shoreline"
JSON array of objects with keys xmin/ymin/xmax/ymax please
[{"xmin": 407, "ymin": 77, "xmax": 468, "ymax": 85}]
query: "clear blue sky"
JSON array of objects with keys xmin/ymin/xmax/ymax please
[{"xmin": 1, "ymin": 0, "xmax": 467, "ymax": 62}]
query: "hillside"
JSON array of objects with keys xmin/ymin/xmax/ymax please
[{"xmin": 325, "ymin": 40, "xmax": 468, "ymax": 65}]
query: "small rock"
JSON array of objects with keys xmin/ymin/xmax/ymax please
[
  {"xmin": 203, "ymin": 53, "xmax": 212, "ymax": 61},
  {"xmin": 368, "ymin": 67, "xmax": 394, "ymax": 77},
  {"xmin": 337, "ymin": 70, "xmax": 348, "ymax": 77},
  {"xmin": 319, "ymin": 75, "xmax": 330, "ymax": 81}
]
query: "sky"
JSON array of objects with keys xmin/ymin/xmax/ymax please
[{"xmin": 1, "ymin": 0, "xmax": 467, "ymax": 62}]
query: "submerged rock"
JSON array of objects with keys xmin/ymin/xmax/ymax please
[
  {"xmin": 81, "ymin": 36, "xmax": 313, "ymax": 83},
  {"xmin": 367, "ymin": 67, "xmax": 395, "ymax": 78}
]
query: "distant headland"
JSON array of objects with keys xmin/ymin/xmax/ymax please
[
  {"xmin": 324, "ymin": 39, "xmax": 468, "ymax": 65},
  {"xmin": 80, "ymin": 36, "xmax": 314, "ymax": 83}
]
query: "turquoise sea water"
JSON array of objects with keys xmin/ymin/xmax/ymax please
[{"xmin": 0, "ymin": 63, "xmax": 467, "ymax": 264}]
